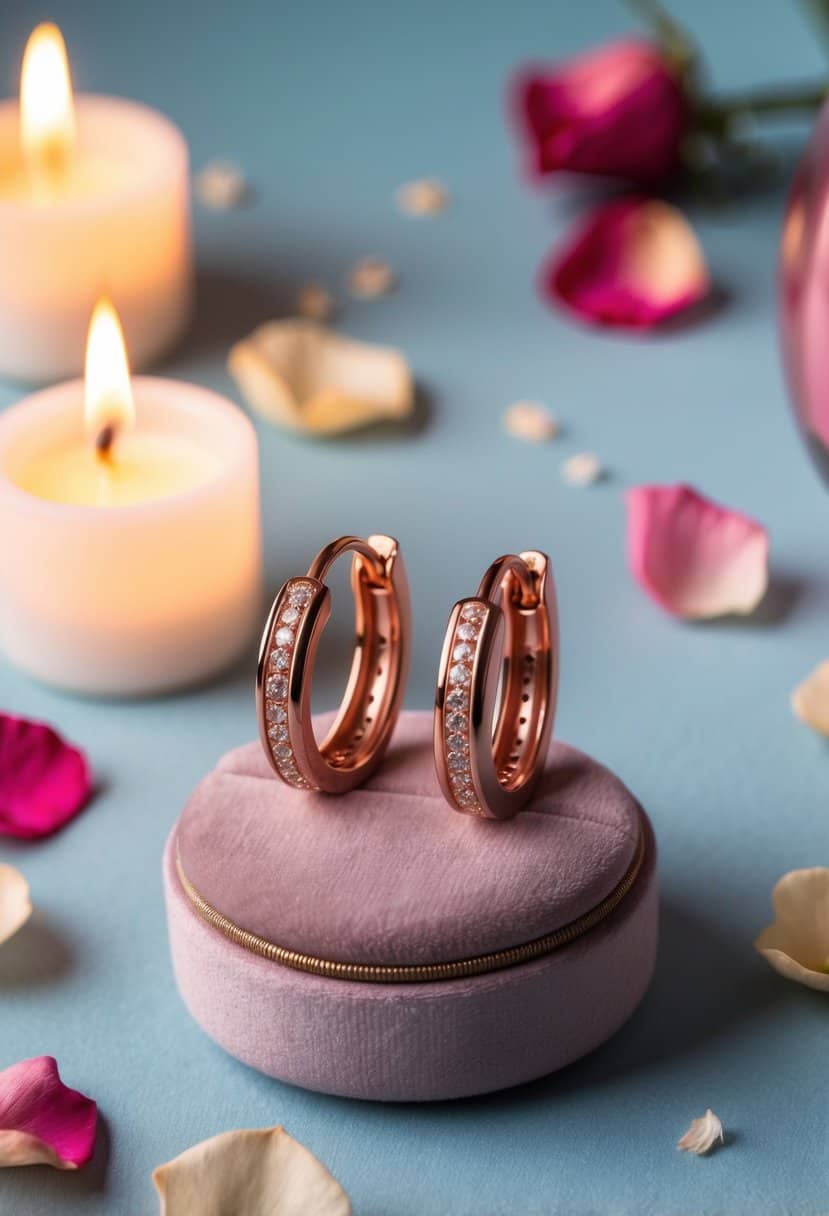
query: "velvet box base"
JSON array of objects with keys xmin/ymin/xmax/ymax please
[{"xmin": 164, "ymin": 711, "xmax": 658, "ymax": 1102}]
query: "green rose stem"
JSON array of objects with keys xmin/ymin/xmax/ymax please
[{"xmin": 696, "ymin": 82, "xmax": 829, "ymax": 136}]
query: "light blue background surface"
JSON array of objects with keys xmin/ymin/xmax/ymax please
[{"xmin": 1, "ymin": 2, "xmax": 828, "ymax": 1213}]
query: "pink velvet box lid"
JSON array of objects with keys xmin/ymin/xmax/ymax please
[{"xmin": 166, "ymin": 711, "xmax": 658, "ymax": 1100}]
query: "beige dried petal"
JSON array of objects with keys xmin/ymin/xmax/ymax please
[
  {"xmin": 347, "ymin": 257, "xmax": 396, "ymax": 298},
  {"xmin": 297, "ymin": 284, "xmax": 335, "ymax": 322},
  {"xmin": 0, "ymin": 864, "xmax": 31, "ymax": 946},
  {"xmin": 755, "ymin": 867, "xmax": 829, "ymax": 992},
  {"xmin": 196, "ymin": 161, "xmax": 249, "ymax": 210},
  {"xmin": 678, "ymin": 1109, "xmax": 724, "ymax": 1155},
  {"xmin": 228, "ymin": 319, "xmax": 413, "ymax": 436},
  {"xmin": 153, "ymin": 1126, "xmax": 351, "ymax": 1216},
  {"xmin": 396, "ymin": 179, "xmax": 449, "ymax": 216},
  {"xmin": 792, "ymin": 661, "xmax": 829, "ymax": 737},
  {"xmin": 503, "ymin": 401, "xmax": 559, "ymax": 443},
  {"xmin": 563, "ymin": 452, "xmax": 603, "ymax": 486}
]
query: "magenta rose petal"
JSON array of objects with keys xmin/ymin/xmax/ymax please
[
  {"xmin": 626, "ymin": 484, "xmax": 769, "ymax": 619},
  {"xmin": 0, "ymin": 714, "xmax": 92, "ymax": 839},
  {"xmin": 0, "ymin": 1056, "xmax": 97, "ymax": 1170},
  {"xmin": 512, "ymin": 39, "xmax": 687, "ymax": 185},
  {"xmin": 545, "ymin": 198, "xmax": 709, "ymax": 330}
]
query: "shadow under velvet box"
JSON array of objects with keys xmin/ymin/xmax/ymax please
[{"xmin": 164, "ymin": 711, "xmax": 658, "ymax": 1101}]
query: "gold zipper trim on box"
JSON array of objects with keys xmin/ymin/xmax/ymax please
[{"xmin": 176, "ymin": 817, "xmax": 645, "ymax": 985}]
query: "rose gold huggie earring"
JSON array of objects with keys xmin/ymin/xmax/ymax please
[
  {"xmin": 257, "ymin": 535, "xmax": 410, "ymax": 792},
  {"xmin": 434, "ymin": 551, "xmax": 558, "ymax": 819}
]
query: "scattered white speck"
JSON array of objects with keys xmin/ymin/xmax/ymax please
[
  {"xmin": 297, "ymin": 283, "xmax": 335, "ymax": 322},
  {"xmin": 562, "ymin": 452, "xmax": 603, "ymax": 486},
  {"xmin": 195, "ymin": 161, "xmax": 249, "ymax": 210},
  {"xmin": 678, "ymin": 1110, "xmax": 724, "ymax": 1156},
  {"xmin": 396, "ymin": 178, "xmax": 450, "ymax": 216},
  {"xmin": 348, "ymin": 257, "xmax": 397, "ymax": 299},
  {"xmin": 503, "ymin": 401, "xmax": 559, "ymax": 443}
]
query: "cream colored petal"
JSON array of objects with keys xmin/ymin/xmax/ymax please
[
  {"xmin": 562, "ymin": 452, "xmax": 603, "ymax": 486},
  {"xmin": 347, "ymin": 257, "xmax": 396, "ymax": 298},
  {"xmin": 228, "ymin": 319, "xmax": 413, "ymax": 436},
  {"xmin": 195, "ymin": 161, "xmax": 249, "ymax": 210},
  {"xmin": 153, "ymin": 1126, "xmax": 351, "ymax": 1216},
  {"xmin": 395, "ymin": 179, "xmax": 449, "ymax": 216},
  {"xmin": 678, "ymin": 1109, "xmax": 723, "ymax": 1155},
  {"xmin": 755, "ymin": 867, "xmax": 829, "ymax": 990},
  {"xmin": 0, "ymin": 1129, "xmax": 76, "ymax": 1170},
  {"xmin": 297, "ymin": 284, "xmax": 335, "ymax": 322},
  {"xmin": 0, "ymin": 865, "xmax": 32, "ymax": 946},
  {"xmin": 503, "ymin": 401, "xmax": 559, "ymax": 442},
  {"xmin": 792, "ymin": 661, "xmax": 829, "ymax": 737}
]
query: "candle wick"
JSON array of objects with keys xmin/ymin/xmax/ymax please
[{"xmin": 95, "ymin": 423, "xmax": 118, "ymax": 459}]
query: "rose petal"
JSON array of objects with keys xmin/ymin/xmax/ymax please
[
  {"xmin": 347, "ymin": 257, "xmax": 396, "ymax": 299},
  {"xmin": 678, "ymin": 1109, "xmax": 724, "ymax": 1155},
  {"xmin": 503, "ymin": 400, "xmax": 559, "ymax": 442},
  {"xmin": 626, "ymin": 484, "xmax": 769, "ymax": 619},
  {"xmin": 195, "ymin": 161, "xmax": 249, "ymax": 210},
  {"xmin": 0, "ymin": 714, "xmax": 92, "ymax": 839},
  {"xmin": 791, "ymin": 661, "xmax": 829, "ymax": 737},
  {"xmin": 755, "ymin": 868, "xmax": 829, "ymax": 993},
  {"xmin": 0, "ymin": 1057, "xmax": 97, "ymax": 1169},
  {"xmin": 512, "ymin": 39, "xmax": 687, "ymax": 184},
  {"xmin": 297, "ymin": 284, "xmax": 335, "ymax": 322},
  {"xmin": 562, "ymin": 452, "xmax": 603, "ymax": 486},
  {"xmin": 544, "ymin": 198, "xmax": 709, "ymax": 329},
  {"xmin": 153, "ymin": 1126, "xmax": 351, "ymax": 1216},
  {"xmin": 395, "ymin": 179, "xmax": 449, "ymax": 216},
  {"xmin": 0, "ymin": 865, "xmax": 32, "ymax": 946},
  {"xmin": 228, "ymin": 319, "xmax": 413, "ymax": 436}
]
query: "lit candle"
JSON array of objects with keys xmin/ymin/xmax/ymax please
[
  {"xmin": 0, "ymin": 300, "xmax": 262, "ymax": 696},
  {"xmin": 0, "ymin": 24, "xmax": 192, "ymax": 383}
]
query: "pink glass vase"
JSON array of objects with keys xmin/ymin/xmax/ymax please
[{"xmin": 780, "ymin": 101, "xmax": 829, "ymax": 485}]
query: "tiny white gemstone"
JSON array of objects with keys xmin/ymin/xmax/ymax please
[
  {"xmin": 265, "ymin": 697, "xmax": 287, "ymax": 719},
  {"xmin": 446, "ymin": 712, "xmax": 466, "ymax": 734},
  {"xmin": 288, "ymin": 582, "xmax": 314, "ymax": 605},
  {"xmin": 447, "ymin": 734, "xmax": 467, "ymax": 754},
  {"xmin": 275, "ymin": 626, "xmax": 295, "ymax": 647},
  {"xmin": 461, "ymin": 603, "xmax": 486, "ymax": 622},
  {"xmin": 267, "ymin": 676, "xmax": 288, "ymax": 699},
  {"xmin": 446, "ymin": 689, "xmax": 468, "ymax": 711},
  {"xmin": 449, "ymin": 663, "xmax": 471, "ymax": 686},
  {"xmin": 281, "ymin": 606, "xmax": 300, "ymax": 625},
  {"xmin": 274, "ymin": 744, "xmax": 293, "ymax": 760},
  {"xmin": 456, "ymin": 623, "xmax": 477, "ymax": 642},
  {"xmin": 453, "ymin": 642, "xmax": 474, "ymax": 662},
  {"xmin": 448, "ymin": 752, "xmax": 469, "ymax": 772},
  {"xmin": 271, "ymin": 649, "xmax": 290, "ymax": 670},
  {"xmin": 269, "ymin": 725, "xmax": 289, "ymax": 742},
  {"xmin": 457, "ymin": 790, "xmax": 478, "ymax": 807}
]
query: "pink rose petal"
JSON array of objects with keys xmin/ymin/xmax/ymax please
[
  {"xmin": 0, "ymin": 1056, "xmax": 97, "ymax": 1170},
  {"xmin": 0, "ymin": 714, "xmax": 91, "ymax": 839},
  {"xmin": 544, "ymin": 198, "xmax": 709, "ymax": 329},
  {"xmin": 626, "ymin": 484, "xmax": 769, "ymax": 619},
  {"xmin": 512, "ymin": 39, "xmax": 688, "ymax": 185}
]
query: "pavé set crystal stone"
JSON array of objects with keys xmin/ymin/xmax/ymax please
[
  {"xmin": 262, "ymin": 579, "xmax": 316, "ymax": 788},
  {"xmin": 441, "ymin": 601, "xmax": 487, "ymax": 812}
]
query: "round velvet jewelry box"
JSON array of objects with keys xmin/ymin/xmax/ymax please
[{"xmin": 164, "ymin": 711, "xmax": 658, "ymax": 1102}]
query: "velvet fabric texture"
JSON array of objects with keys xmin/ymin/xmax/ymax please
[{"xmin": 165, "ymin": 712, "xmax": 658, "ymax": 1101}]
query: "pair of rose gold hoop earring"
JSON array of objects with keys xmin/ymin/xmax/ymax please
[{"xmin": 255, "ymin": 534, "xmax": 558, "ymax": 820}]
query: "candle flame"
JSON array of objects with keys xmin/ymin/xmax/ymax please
[
  {"xmin": 20, "ymin": 23, "xmax": 76, "ymax": 183},
  {"xmin": 85, "ymin": 299, "xmax": 135, "ymax": 443}
]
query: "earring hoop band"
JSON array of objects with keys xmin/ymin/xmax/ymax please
[
  {"xmin": 434, "ymin": 550, "xmax": 558, "ymax": 819},
  {"xmin": 256, "ymin": 534, "xmax": 411, "ymax": 793}
]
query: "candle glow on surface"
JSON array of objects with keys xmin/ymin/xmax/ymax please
[{"xmin": 20, "ymin": 23, "xmax": 75, "ymax": 190}]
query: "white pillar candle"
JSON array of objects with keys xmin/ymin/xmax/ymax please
[
  {"xmin": 0, "ymin": 24, "xmax": 191, "ymax": 383},
  {"xmin": 0, "ymin": 303, "xmax": 261, "ymax": 696}
]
